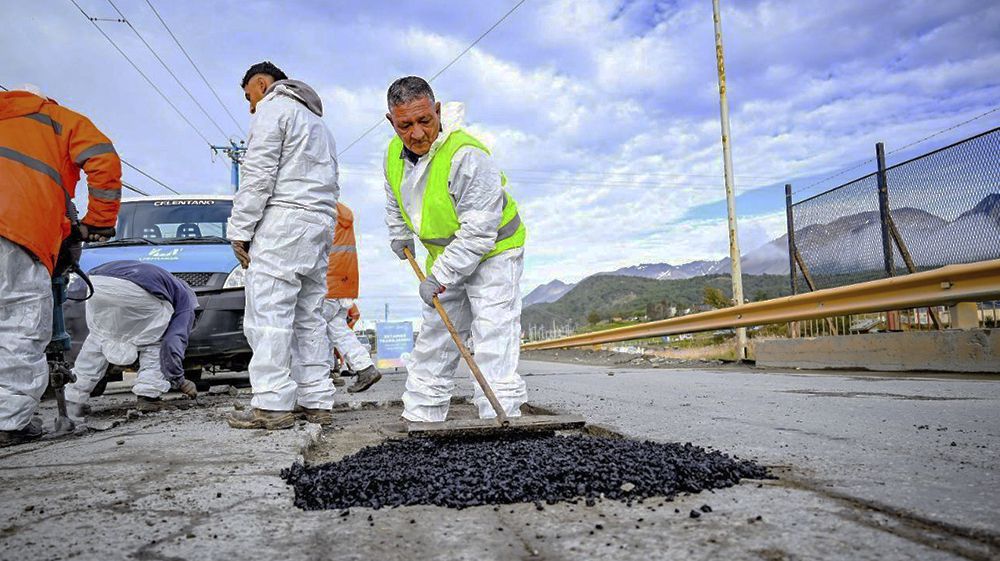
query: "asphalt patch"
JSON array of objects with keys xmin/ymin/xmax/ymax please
[{"xmin": 282, "ymin": 434, "xmax": 772, "ymax": 510}]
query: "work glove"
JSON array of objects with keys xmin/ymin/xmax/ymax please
[
  {"xmin": 391, "ymin": 238, "xmax": 415, "ymax": 261},
  {"xmin": 418, "ymin": 274, "xmax": 445, "ymax": 306},
  {"xmin": 176, "ymin": 379, "xmax": 198, "ymax": 399},
  {"xmin": 231, "ymin": 240, "xmax": 251, "ymax": 269},
  {"xmin": 78, "ymin": 224, "xmax": 116, "ymax": 242}
]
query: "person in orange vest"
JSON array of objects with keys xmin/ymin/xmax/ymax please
[
  {"xmin": 329, "ymin": 302, "xmax": 365, "ymax": 386},
  {"xmin": 0, "ymin": 85, "xmax": 122, "ymax": 447},
  {"xmin": 323, "ymin": 202, "xmax": 381, "ymax": 393}
]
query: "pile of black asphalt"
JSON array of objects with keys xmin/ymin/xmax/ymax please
[{"xmin": 283, "ymin": 434, "xmax": 772, "ymax": 511}]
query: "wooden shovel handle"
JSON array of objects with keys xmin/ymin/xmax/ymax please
[{"xmin": 403, "ymin": 246, "xmax": 508, "ymax": 424}]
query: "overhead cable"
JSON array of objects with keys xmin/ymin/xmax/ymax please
[
  {"xmin": 122, "ymin": 180, "xmax": 150, "ymax": 196},
  {"xmin": 106, "ymin": 0, "xmax": 231, "ymax": 139},
  {"xmin": 144, "ymin": 0, "xmax": 246, "ymax": 136},
  {"xmin": 337, "ymin": 0, "xmax": 528, "ymax": 157},
  {"xmin": 793, "ymin": 103, "xmax": 1000, "ymax": 197},
  {"xmin": 68, "ymin": 0, "xmax": 215, "ymax": 146},
  {"xmin": 121, "ymin": 159, "xmax": 181, "ymax": 194}
]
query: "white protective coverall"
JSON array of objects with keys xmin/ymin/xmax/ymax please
[
  {"xmin": 227, "ymin": 80, "xmax": 339, "ymax": 412},
  {"xmin": 384, "ymin": 103, "xmax": 527, "ymax": 421},
  {"xmin": 0, "ymin": 237, "xmax": 52, "ymax": 431},
  {"xmin": 322, "ymin": 299, "xmax": 374, "ymax": 372},
  {"xmin": 65, "ymin": 276, "xmax": 174, "ymax": 405}
]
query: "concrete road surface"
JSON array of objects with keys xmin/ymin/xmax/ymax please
[{"xmin": 0, "ymin": 361, "xmax": 997, "ymax": 561}]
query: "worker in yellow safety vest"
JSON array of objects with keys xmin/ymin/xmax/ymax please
[{"xmin": 382, "ymin": 76, "xmax": 527, "ymax": 422}]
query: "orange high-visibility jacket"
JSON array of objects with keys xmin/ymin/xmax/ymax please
[
  {"xmin": 326, "ymin": 202, "xmax": 359, "ymax": 298},
  {"xmin": 0, "ymin": 91, "xmax": 122, "ymax": 273}
]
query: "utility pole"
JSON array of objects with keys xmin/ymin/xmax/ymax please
[
  {"xmin": 712, "ymin": 0, "xmax": 748, "ymax": 361},
  {"xmin": 211, "ymin": 140, "xmax": 246, "ymax": 191}
]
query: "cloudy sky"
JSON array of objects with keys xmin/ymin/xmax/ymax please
[{"xmin": 3, "ymin": 0, "xmax": 998, "ymax": 324}]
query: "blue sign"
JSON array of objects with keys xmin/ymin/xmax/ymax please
[{"xmin": 376, "ymin": 321, "xmax": 414, "ymax": 370}]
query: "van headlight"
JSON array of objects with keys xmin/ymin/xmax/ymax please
[{"xmin": 223, "ymin": 265, "xmax": 245, "ymax": 289}]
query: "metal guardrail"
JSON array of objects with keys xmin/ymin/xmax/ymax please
[{"xmin": 521, "ymin": 259, "xmax": 1000, "ymax": 351}]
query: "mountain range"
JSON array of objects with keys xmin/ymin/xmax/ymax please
[{"xmin": 523, "ymin": 193, "xmax": 1000, "ymax": 306}]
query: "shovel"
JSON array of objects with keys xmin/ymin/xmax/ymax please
[{"xmin": 402, "ymin": 247, "xmax": 584, "ymax": 437}]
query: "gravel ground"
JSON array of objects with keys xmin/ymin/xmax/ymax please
[
  {"xmin": 284, "ymin": 433, "xmax": 771, "ymax": 510},
  {"xmin": 1, "ymin": 363, "xmax": 997, "ymax": 560}
]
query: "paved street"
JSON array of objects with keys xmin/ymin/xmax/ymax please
[{"xmin": 1, "ymin": 361, "xmax": 997, "ymax": 560}]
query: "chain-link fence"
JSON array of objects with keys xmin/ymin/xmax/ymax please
[{"xmin": 788, "ymin": 127, "xmax": 1000, "ymax": 292}]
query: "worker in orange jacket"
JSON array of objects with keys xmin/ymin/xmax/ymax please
[
  {"xmin": 322, "ymin": 202, "xmax": 381, "ymax": 394},
  {"xmin": 330, "ymin": 302, "xmax": 365, "ymax": 386},
  {"xmin": 0, "ymin": 85, "xmax": 122, "ymax": 446}
]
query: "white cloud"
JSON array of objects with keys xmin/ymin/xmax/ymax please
[{"xmin": 5, "ymin": 0, "xmax": 997, "ymax": 321}]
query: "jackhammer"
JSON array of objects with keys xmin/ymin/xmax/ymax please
[
  {"xmin": 46, "ymin": 211, "xmax": 101, "ymax": 438},
  {"xmin": 47, "ymin": 271, "xmax": 78, "ymax": 436}
]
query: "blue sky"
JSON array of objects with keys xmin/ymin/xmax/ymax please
[{"xmin": 3, "ymin": 0, "xmax": 998, "ymax": 324}]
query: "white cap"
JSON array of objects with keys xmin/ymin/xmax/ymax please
[{"xmin": 15, "ymin": 83, "xmax": 47, "ymax": 99}]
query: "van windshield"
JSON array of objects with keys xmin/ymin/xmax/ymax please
[{"xmin": 110, "ymin": 199, "xmax": 233, "ymax": 243}]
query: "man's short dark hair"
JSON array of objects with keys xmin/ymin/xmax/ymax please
[
  {"xmin": 387, "ymin": 76, "xmax": 435, "ymax": 109},
  {"xmin": 241, "ymin": 61, "xmax": 288, "ymax": 88}
]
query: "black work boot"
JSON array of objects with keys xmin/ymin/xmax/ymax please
[
  {"xmin": 330, "ymin": 370, "xmax": 346, "ymax": 387},
  {"xmin": 0, "ymin": 417, "xmax": 44, "ymax": 447},
  {"xmin": 347, "ymin": 366, "xmax": 382, "ymax": 393}
]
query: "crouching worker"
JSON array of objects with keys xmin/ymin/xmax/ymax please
[
  {"xmin": 65, "ymin": 260, "xmax": 198, "ymax": 427},
  {"xmin": 323, "ymin": 202, "xmax": 381, "ymax": 393}
]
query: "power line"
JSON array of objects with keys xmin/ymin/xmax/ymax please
[
  {"xmin": 143, "ymin": 0, "xmax": 246, "ymax": 137},
  {"xmin": 339, "ymin": 159, "xmax": 785, "ymax": 180},
  {"xmin": 106, "ymin": 0, "xmax": 230, "ymax": 140},
  {"xmin": 884, "ymin": 104, "xmax": 1000, "ymax": 157},
  {"xmin": 338, "ymin": 165, "xmax": 767, "ymax": 189},
  {"xmin": 427, "ymin": 0, "xmax": 527, "ymax": 83},
  {"xmin": 121, "ymin": 159, "xmax": 181, "ymax": 194},
  {"xmin": 339, "ymin": 169, "xmax": 756, "ymax": 189},
  {"xmin": 337, "ymin": 0, "xmax": 528, "ymax": 157},
  {"xmin": 121, "ymin": 180, "xmax": 150, "ymax": 196},
  {"xmin": 793, "ymin": 103, "xmax": 1000, "ymax": 197},
  {"xmin": 503, "ymin": 169, "xmax": 785, "ymax": 180},
  {"xmin": 68, "ymin": 0, "xmax": 214, "ymax": 147}
]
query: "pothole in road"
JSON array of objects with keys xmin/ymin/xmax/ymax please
[{"xmin": 284, "ymin": 401, "xmax": 773, "ymax": 511}]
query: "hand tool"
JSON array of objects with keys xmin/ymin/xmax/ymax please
[{"xmin": 403, "ymin": 246, "xmax": 584, "ymax": 437}]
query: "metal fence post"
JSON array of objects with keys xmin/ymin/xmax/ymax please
[
  {"xmin": 785, "ymin": 184, "xmax": 799, "ymax": 338},
  {"xmin": 875, "ymin": 142, "xmax": 894, "ymax": 277},
  {"xmin": 876, "ymin": 142, "xmax": 901, "ymax": 330},
  {"xmin": 785, "ymin": 184, "xmax": 798, "ymax": 295}
]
